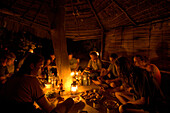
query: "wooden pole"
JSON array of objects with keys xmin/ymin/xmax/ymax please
[{"xmin": 47, "ymin": 0, "xmax": 72, "ymax": 91}]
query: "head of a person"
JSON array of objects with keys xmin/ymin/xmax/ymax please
[
  {"xmin": 6, "ymin": 52, "xmax": 16, "ymax": 66},
  {"xmin": 44, "ymin": 58, "xmax": 51, "ymax": 66},
  {"xmin": 18, "ymin": 53, "xmax": 44, "ymax": 76},
  {"xmin": 68, "ymin": 53, "xmax": 73, "ymax": 60},
  {"xmin": 46, "ymin": 59, "xmax": 51, "ymax": 65},
  {"xmin": 115, "ymin": 57, "xmax": 133, "ymax": 79},
  {"xmin": 89, "ymin": 51, "xmax": 98, "ymax": 61},
  {"xmin": 50, "ymin": 54, "xmax": 55, "ymax": 61},
  {"xmin": 133, "ymin": 55, "xmax": 148, "ymax": 68},
  {"xmin": 109, "ymin": 53, "xmax": 118, "ymax": 63}
]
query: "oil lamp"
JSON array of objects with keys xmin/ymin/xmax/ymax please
[{"xmin": 70, "ymin": 81, "xmax": 78, "ymax": 95}]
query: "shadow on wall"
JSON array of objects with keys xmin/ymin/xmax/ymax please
[
  {"xmin": 151, "ymin": 41, "xmax": 169, "ymax": 71},
  {"xmin": 104, "ymin": 43, "xmax": 127, "ymax": 61}
]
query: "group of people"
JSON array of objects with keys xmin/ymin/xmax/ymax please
[
  {"xmin": 0, "ymin": 50, "xmax": 85, "ymax": 113},
  {"xmin": 0, "ymin": 48, "xmax": 165, "ymax": 113},
  {"xmin": 83, "ymin": 51, "xmax": 164, "ymax": 113}
]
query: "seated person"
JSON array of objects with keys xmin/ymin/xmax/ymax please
[
  {"xmin": 0, "ymin": 53, "xmax": 84, "ymax": 113},
  {"xmin": 0, "ymin": 54, "xmax": 9, "ymax": 87},
  {"xmin": 42, "ymin": 58, "xmax": 52, "ymax": 80},
  {"xmin": 82, "ymin": 51, "xmax": 102, "ymax": 80},
  {"xmin": 114, "ymin": 57, "xmax": 157, "ymax": 113},
  {"xmin": 133, "ymin": 55, "xmax": 161, "ymax": 86},
  {"xmin": 50, "ymin": 54, "xmax": 57, "ymax": 76},
  {"xmin": 68, "ymin": 53, "xmax": 80, "ymax": 72},
  {"xmin": 97, "ymin": 53, "xmax": 119, "ymax": 86},
  {"xmin": 6, "ymin": 52, "xmax": 16, "ymax": 76}
]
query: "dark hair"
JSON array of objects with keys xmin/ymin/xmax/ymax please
[
  {"xmin": 115, "ymin": 57, "xmax": 133, "ymax": 79},
  {"xmin": 110, "ymin": 53, "xmax": 118, "ymax": 59},
  {"xmin": 134, "ymin": 55, "xmax": 148, "ymax": 62},
  {"xmin": 18, "ymin": 53, "xmax": 44, "ymax": 75},
  {"xmin": 89, "ymin": 51, "xmax": 97, "ymax": 57},
  {"xmin": 6, "ymin": 52, "xmax": 16, "ymax": 61}
]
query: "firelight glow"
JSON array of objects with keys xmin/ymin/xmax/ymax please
[
  {"xmin": 96, "ymin": 52, "xmax": 99, "ymax": 56},
  {"xmin": 71, "ymin": 86, "xmax": 78, "ymax": 92},
  {"xmin": 70, "ymin": 72, "xmax": 75, "ymax": 76},
  {"xmin": 76, "ymin": 72, "xmax": 78, "ymax": 75}
]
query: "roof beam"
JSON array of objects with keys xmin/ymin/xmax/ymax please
[
  {"xmin": 0, "ymin": 9, "xmax": 20, "ymax": 17},
  {"xmin": 86, "ymin": 0, "xmax": 104, "ymax": 31},
  {"xmin": 20, "ymin": 0, "xmax": 35, "ymax": 18},
  {"xmin": 31, "ymin": 0, "xmax": 45, "ymax": 26},
  {"xmin": 87, "ymin": 0, "xmax": 104, "ymax": 59},
  {"xmin": 111, "ymin": 0, "xmax": 137, "ymax": 26}
]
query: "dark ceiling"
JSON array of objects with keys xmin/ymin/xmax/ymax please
[{"xmin": 0, "ymin": 0, "xmax": 169, "ymax": 41}]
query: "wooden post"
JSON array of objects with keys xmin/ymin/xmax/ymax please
[{"xmin": 47, "ymin": 0, "xmax": 72, "ymax": 91}]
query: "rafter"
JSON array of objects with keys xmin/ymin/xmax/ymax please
[
  {"xmin": 20, "ymin": 0, "xmax": 35, "ymax": 18},
  {"xmin": 86, "ymin": 0, "xmax": 104, "ymax": 59},
  {"xmin": 0, "ymin": 9, "xmax": 20, "ymax": 17},
  {"xmin": 31, "ymin": 0, "xmax": 45, "ymax": 26},
  {"xmin": 111, "ymin": 0, "xmax": 137, "ymax": 26},
  {"xmin": 86, "ymin": 0, "xmax": 104, "ymax": 31}
]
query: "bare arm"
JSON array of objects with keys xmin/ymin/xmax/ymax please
[
  {"xmin": 36, "ymin": 95, "xmax": 55, "ymax": 113},
  {"xmin": 127, "ymin": 97, "xmax": 145, "ymax": 105}
]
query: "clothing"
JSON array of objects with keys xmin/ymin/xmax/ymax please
[
  {"xmin": 69, "ymin": 58, "xmax": 78, "ymax": 71},
  {"xmin": 108, "ymin": 63, "xmax": 118, "ymax": 78},
  {"xmin": 118, "ymin": 67, "xmax": 162, "ymax": 112},
  {"xmin": 0, "ymin": 74, "xmax": 44, "ymax": 112},
  {"xmin": 0, "ymin": 74, "xmax": 44, "ymax": 102},
  {"xmin": 50, "ymin": 60, "xmax": 57, "ymax": 76},
  {"xmin": 87, "ymin": 59, "xmax": 102, "ymax": 71},
  {"xmin": 131, "ymin": 67, "xmax": 150, "ymax": 102},
  {"xmin": 147, "ymin": 64, "xmax": 161, "ymax": 86},
  {"xmin": 7, "ymin": 64, "xmax": 15, "ymax": 74}
]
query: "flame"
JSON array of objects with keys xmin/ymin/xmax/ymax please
[
  {"xmin": 70, "ymin": 72, "xmax": 75, "ymax": 76},
  {"xmin": 71, "ymin": 86, "xmax": 78, "ymax": 92},
  {"xmin": 76, "ymin": 72, "xmax": 78, "ymax": 75},
  {"xmin": 96, "ymin": 52, "xmax": 99, "ymax": 56}
]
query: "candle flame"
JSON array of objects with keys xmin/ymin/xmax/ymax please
[
  {"xmin": 70, "ymin": 72, "xmax": 75, "ymax": 76},
  {"xmin": 76, "ymin": 72, "xmax": 78, "ymax": 75}
]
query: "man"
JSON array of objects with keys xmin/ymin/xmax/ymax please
[
  {"xmin": 68, "ymin": 53, "xmax": 79, "ymax": 72},
  {"xmin": 97, "ymin": 53, "xmax": 119, "ymax": 86},
  {"xmin": 49, "ymin": 54, "xmax": 57, "ymax": 76},
  {"xmin": 0, "ymin": 53, "xmax": 84, "ymax": 113},
  {"xmin": 133, "ymin": 55, "xmax": 161, "ymax": 86},
  {"xmin": 6, "ymin": 52, "xmax": 16, "ymax": 76},
  {"xmin": 85, "ymin": 51, "xmax": 102, "ymax": 80}
]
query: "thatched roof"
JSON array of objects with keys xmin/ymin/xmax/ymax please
[{"xmin": 0, "ymin": 0, "xmax": 169, "ymax": 41}]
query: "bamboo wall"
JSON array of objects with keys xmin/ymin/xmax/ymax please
[{"xmin": 104, "ymin": 20, "xmax": 170, "ymax": 70}]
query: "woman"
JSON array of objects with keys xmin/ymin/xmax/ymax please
[
  {"xmin": 114, "ymin": 57, "xmax": 152, "ymax": 113},
  {"xmin": 0, "ymin": 53, "xmax": 75, "ymax": 113}
]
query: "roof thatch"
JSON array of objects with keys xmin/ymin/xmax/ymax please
[{"xmin": 0, "ymin": 0, "xmax": 169, "ymax": 41}]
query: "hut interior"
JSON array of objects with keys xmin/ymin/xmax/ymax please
[{"xmin": 0, "ymin": 0, "xmax": 170, "ymax": 112}]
